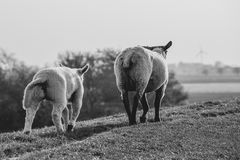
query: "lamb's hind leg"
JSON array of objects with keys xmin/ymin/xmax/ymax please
[
  {"xmin": 140, "ymin": 93, "xmax": 149, "ymax": 123},
  {"xmin": 154, "ymin": 84, "xmax": 167, "ymax": 122},
  {"xmin": 62, "ymin": 107, "xmax": 69, "ymax": 132},
  {"xmin": 67, "ymin": 93, "xmax": 82, "ymax": 132},
  {"xmin": 52, "ymin": 102, "xmax": 66, "ymax": 134},
  {"xmin": 23, "ymin": 103, "xmax": 40, "ymax": 134}
]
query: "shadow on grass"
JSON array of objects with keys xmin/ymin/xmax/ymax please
[
  {"xmin": 38, "ymin": 121, "xmax": 129, "ymax": 141},
  {"xmin": 37, "ymin": 115, "xmax": 174, "ymax": 141}
]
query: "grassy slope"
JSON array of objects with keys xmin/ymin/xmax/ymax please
[{"xmin": 1, "ymin": 99, "xmax": 240, "ymax": 160}]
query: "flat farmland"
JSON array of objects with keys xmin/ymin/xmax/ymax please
[
  {"xmin": 177, "ymin": 75, "xmax": 240, "ymax": 83},
  {"xmin": 182, "ymin": 82, "xmax": 240, "ymax": 103}
]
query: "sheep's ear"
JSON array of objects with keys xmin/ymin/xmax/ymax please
[
  {"xmin": 142, "ymin": 46, "xmax": 155, "ymax": 50},
  {"xmin": 55, "ymin": 62, "xmax": 64, "ymax": 67},
  {"xmin": 58, "ymin": 63, "xmax": 64, "ymax": 67},
  {"xmin": 78, "ymin": 64, "xmax": 89, "ymax": 75},
  {"xmin": 164, "ymin": 41, "xmax": 172, "ymax": 50}
]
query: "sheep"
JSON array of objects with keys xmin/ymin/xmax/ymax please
[
  {"xmin": 22, "ymin": 64, "xmax": 89, "ymax": 134},
  {"xmin": 114, "ymin": 41, "xmax": 172, "ymax": 125}
]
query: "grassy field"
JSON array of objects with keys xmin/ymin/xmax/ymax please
[
  {"xmin": 1, "ymin": 98, "xmax": 240, "ymax": 159},
  {"xmin": 181, "ymin": 82, "xmax": 240, "ymax": 103}
]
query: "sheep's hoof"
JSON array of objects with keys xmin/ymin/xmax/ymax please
[
  {"xmin": 129, "ymin": 121, "xmax": 137, "ymax": 125},
  {"xmin": 154, "ymin": 117, "xmax": 160, "ymax": 122},
  {"xmin": 140, "ymin": 116, "xmax": 146, "ymax": 123},
  {"xmin": 23, "ymin": 131, "xmax": 31, "ymax": 135},
  {"xmin": 67, "ymin": 125, "xmax": 73, "ymax": 132}
]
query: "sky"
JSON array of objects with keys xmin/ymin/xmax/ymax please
[{"xmin": 0, "ymin": 0, "xmax": 239, "ymax": 67}]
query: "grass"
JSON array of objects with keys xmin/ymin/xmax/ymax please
[{"xmin": 1, "ymin": 98, "xmax": 240, "ymax": 159}]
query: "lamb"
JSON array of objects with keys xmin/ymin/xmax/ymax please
[
  {"xmin": 114, "ymin": 41, "xmax": 172, "ymax": 125},
  {"xmin": 22, "ymin": 64, "xmax": 89, "ymax": 134}
]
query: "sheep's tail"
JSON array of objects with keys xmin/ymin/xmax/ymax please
[{"xmin": 22, "ymin": 77, "xmax": 47, "ymax": 110}]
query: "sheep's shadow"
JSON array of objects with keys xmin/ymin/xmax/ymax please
[
  {"xmin": 38, "ymin": 121, "xmax": 128, "ymax": 141},
  {"xmin": 37, "ymin": 111, "xmax": 173, "ymax": 140}
]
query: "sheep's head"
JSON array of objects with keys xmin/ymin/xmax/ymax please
[{"xmin": 143, "ymin": 41, "xmax": 172, "ymax": 58}]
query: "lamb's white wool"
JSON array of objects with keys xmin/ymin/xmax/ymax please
[
  {"xmin": 23, "ymin": 78, "xmax": 46, "ymax": 110},
  {"xmin": 114, "ymin": 41, "xmax": 172, "ymax": 125},
  {"xmin": 22, "ymin": 64, "xmax": 89, "ymax": 134}
]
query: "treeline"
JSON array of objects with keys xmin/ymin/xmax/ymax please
[{"xmin": 0, "ymin": 49, "xmax": 188, "ymax": 133}]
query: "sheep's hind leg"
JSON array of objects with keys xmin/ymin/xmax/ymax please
[
  {"xmin": 154, "ymin": 84, "xmax": 166, "ymax": 122},
  {"xmin": 52, "ymin": 102, "xmax": 65, "ymax": 134},
  {"xmin": 140, "ymin": 93, "xmax": 149, "ymax": 123},
  {"xmin": 122, "ymin": 91, "xmax": 132, "ymax": 125},
  {"xmin": 68, "ymin": 94, "xmax": 82, "ymax": 132},
  {"xmin": 23, "ymin": 104, "xmax": 40, "ymax": 134},
  {"xmin": 131, "ymin": 92, "xmax": 142, "ymax": 125},
  {"xmin": 62, "ymin": 107, "xmax": 69, "ymax": 132}
]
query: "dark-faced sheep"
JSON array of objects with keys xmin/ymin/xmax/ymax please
[{"xmin": 114, "ymin": 41, "xmax": 172, "ymax": 125}]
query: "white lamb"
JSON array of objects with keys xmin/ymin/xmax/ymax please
[{"xmin": 22, "ymin": 64, "xmax": 89, "ymax": 134}]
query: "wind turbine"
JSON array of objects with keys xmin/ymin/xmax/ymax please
[{"xmin": 196, "ymin": 47, "xmax": 208, "ymax": 64}]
